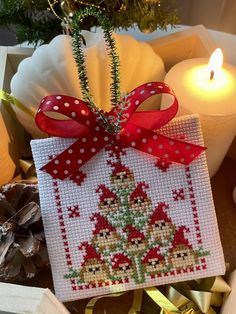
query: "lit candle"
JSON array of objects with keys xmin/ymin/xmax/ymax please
[{"xmin": 162, "ymin": 49, "xmax": 236, "ymax": 177}]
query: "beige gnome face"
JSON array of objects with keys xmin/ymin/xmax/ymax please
[
  {"xmin": 98, "ymin": 197, "xmax": 120, "ymax": 213},
  {"xmin": 127, "ymin": 238, "xmax": 147, "ymax": 253},
  {"xmin": 111, "ymin": 171, "xmax": 134, "ymax": 189},
  {"xmin": 130, "ymin": 197, "xmax": 151, "ymax": 212},
  {"xmin": 169, "ymin": 245, "xmax": 197, "ymax": 270},
  {"xmin": 113, "ymin": 262, "xmax": 132, "ymax": 279},
  {"xmin": 92, "ymin": 229, "xmax": 120, "ymax": 251},
  {"xmin": 80, "ymin": 258, "xmax": 108, "ymax": 284},
  {"xmin": 149, "ymin": 220, "xmax": 175, "ymax": 243},
  {"xmin": 144, "ymin": 258, "xmax": 165, "ymax": 273}
]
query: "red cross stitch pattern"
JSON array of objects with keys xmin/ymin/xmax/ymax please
[
  {"xmin": 68, "ymin": 205, "xmax": 80, "ymax": 218},
  {"xmin": 172, "ymin": 188, "xmax": 185, "ymax": 201},
  {"xmin": 105, "ymin": 142, "xmax": 126, "ymax": 160},
  {"xmin": 61, "ymin": 144, "xmax": 210, "ymax": 292},
  {"xmin": 155, "ymin": 158, "xmax": 172, "ymax": 172}
]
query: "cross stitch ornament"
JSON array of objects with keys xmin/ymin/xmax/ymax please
[
  {"xmin": 108, "ymin": 161, "xmax": 135, "ymax": 190},
  {"xmin": 90, "ymin": 213, "xmax": 121, "ymax": 251},
  {"xmin": 31, "ymin": 7, "xmax": 225, "ymax": 301},
  {"xmin": 129, "ymin": 182, "xmax": 151, "ymax": 212},
  {"xmin": 124, "ymin": 225, "xmax": 147, "ymax": 254},
  {"xmin": 169, "ymin": 226, "xmax": 198, "ymax": 270},
  {"xmin": 96, "ymin": 185, "xmax": 120, "ymax": 213},
  {"xmin": 148, "ymin": 203, "xmax": 176, "ymax": 245},
  {"xmin": 78, "ymin": 242, "xmax": 110, "ymax": 284},
  {"xmin": 142, "ymin": 247, "xmax": 165, "ymax": 275},
  {"xmin": 111, "ymin": 253, "xmax": 133, "ymax": 280}
]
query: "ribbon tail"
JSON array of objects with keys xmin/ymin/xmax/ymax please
[
  {"xmin": 41, "ymin": 133, "xmax": 108, "ymax": 182},
  {"xmin": 85, "ymin": 292, "xmax": 126, "ymax": 314},
  {"xmin": 70, "ymin": 170, "xmax": 87, "ymax": 186},
  {"xmin": 198, "ymin": 276, "xmax": 231, "ymax": 293},
  {"xmin": 144, "ymin": 287, "xmax": 180, "ymax": 313},
  {"xmin": 128, "ymin": 289, "xmax": 143, "ymax": 314},
  {"xmin": 123, "ymin": 123, "xmax": 206, "ymax": 165},
  {"xmin": 187, "ymin": 290, "xmax": 212, "ymax": 313},
  {"xmin": 156, "ymin": 134, "xmax": 206, "ymax": 165}
]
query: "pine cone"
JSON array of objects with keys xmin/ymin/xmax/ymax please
[{"xmin": 0, "ymin": 182, "xmax": 49, "ymax": 282}]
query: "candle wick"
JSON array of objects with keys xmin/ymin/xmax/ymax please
[{"xmin": 210, "ymin": 70, "xmax": 214, "ymax": 80}]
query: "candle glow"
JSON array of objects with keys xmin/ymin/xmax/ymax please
[
  {"xmin": 183, "ymin": 49, "xmax": 235, "ymax": 101},
  {"xmin": 185, "ymin": 65, "xmax": 234, "ymax": 95}
]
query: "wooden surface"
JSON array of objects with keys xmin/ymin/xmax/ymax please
[{"xmin": 20, "ymin": 155, "xmax": 236, "ymax": 313}]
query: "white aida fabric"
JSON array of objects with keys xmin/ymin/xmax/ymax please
[{"xmin": 31, "ymin": 115, "xmax": 225, "ymax": 302}]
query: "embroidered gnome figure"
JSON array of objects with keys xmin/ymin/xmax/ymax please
[
  {"xmin": 148, "ymin": 203, "xmax": 176, "ymax": 244},
  {"xmin": 124, "ymin": 224, "xmax": 147, "ymax": 254},
  {"xmin": 169, "ymin": 226, "xmax": 198, "ymax": 270},
  {"xmin": 108, "ymin": 161, "xmax": 134, "ymax": 189},
  {"xmin": 129, "ymin": 182, "xmax": 152, "ymax": 212},
  {"xmin": 91, "ymin": 213, "xmax": 121, "ymax": 251},
  {"xmin": 111, "ymin": 253, "xmax": 133, "ymax": 280},
  {"xmin": 79, "ymin": 242, "xmax": 109, "ymax": 284},
  {"xmin": 142, "ymin": 247, "xmax": 165, "ymax": 275},
  {"xmin": 96, "ymin": 184, "xmax": 121, "ymax": 213}
]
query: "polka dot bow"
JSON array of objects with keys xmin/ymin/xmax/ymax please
[{"xmin": 36, "ymin": 82, "xmax": 205, "ymax": 185}]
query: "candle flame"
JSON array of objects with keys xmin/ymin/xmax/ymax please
[{"xmin": 208, "ymin": 48, "xmax": 223, "ymax": 79}]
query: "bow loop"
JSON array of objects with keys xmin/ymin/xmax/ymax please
[
  {"xmin": 36, "ymin": 82, "xmax": 206, "ymax": 185},
  {"xmin": 36, "ymin": 95, "xmax": 97, "ymax": 138}
]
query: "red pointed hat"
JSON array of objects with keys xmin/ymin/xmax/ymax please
[
  {"xmin": 130, "ymin": 182, "xmax": 149, "ymax": 201},
  {"xmin": 142, "ymin": 247, "xmax": 164, "ymax": 264},
  {"xmin": 79, "ymin": 242, "xmax": 102, "ymax": 265},
  {"xmin": 91, "ymin": 213, "xmax": 115, "ymax": 234},
  {"xmin": 96, "ymin": 184, "xmax": 117, "ymax": 202},
  {"xmin": 171, "ymin": 226, "xmax": 192, "ymax": 251},
  {"xmin": 124, "ymin": 224, "xmax": 145, "ymax": 242},
  {"xmin": 107, "ymin": 160, "xmax": 131, "ymax": 176},
  {"xmin": 112, "ymin": 253, "xmax": 132, "ymax": 269},
  {"xmin": 149, "ymin": 203, "xmax": 171, "ymax": 225}
]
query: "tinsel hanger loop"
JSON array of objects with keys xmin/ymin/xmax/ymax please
[{"xmin": 71, "ymin": 7, "xmax": 122, "ymax": 133}]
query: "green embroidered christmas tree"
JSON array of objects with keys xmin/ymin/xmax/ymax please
[{"xmin": 64, "ymin": 144, "xmax": 209, "ymax": 286}]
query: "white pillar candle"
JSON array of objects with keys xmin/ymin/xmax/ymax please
[{"xmin": 162, "ymin": 49, "xmax": 236, "ymax": 177}]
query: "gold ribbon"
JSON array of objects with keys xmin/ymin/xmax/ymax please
[
  {"xmin": 85, "ymin": 276, "xmax": 230, "ymax": 314},
  {"xmin": 10, "ymin": 159, "xmax": 37, "ymax": 183},
  {"xmin": 0, "ymin": 91, "xmax": 38, "ymax": 183},
  {"xmin": 85, "ymin": 292, "xmax": 126, "ymax": 314}
]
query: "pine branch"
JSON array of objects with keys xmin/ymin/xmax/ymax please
[
  {"xmin": 0, "ymin": 0, "xmax": 179, "ymax": 45},
  {"xmin": 0, "ymin": 0, "xmax": 60, "ymax": 45}
]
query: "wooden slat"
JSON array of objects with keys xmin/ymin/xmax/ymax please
[{"xmin": 0, "ymin": 282, "xmax": 70, "ymax": 314}]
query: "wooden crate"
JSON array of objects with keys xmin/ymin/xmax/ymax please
[
  {"xmin": 0, "ymin": 46, "xmax": 33, "ymax": 185},
  {"xmin": 148, "ymin": 24, "xmax": 216, "ymax": 71},
  {"xmin": 0, "ymin": 282, "xmax": 69, "ymax": 314}
]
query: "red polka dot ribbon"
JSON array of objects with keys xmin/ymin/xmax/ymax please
[{"xmin": 36, "ymin": 82, "xmax": 205, "ymax": 185}]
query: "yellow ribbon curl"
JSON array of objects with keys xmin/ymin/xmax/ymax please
[
  {"xmin": 9, "ymin": 159, "xmax": 37, "ymax": 183},
  {"xmin": 0, "ymin": 90, "xmax": 34, "ymax": 117},
  {"xmin": 0, "ymin": 90, "xmax": 37, "ymax": 183},
  {"xmin": 85, "ymin": 276, "xmax": 230, "ymax": 314}
]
